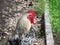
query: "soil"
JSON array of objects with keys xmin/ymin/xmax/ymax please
[{"xmin": 0, "ymin": 0, "xmax": 45, "ymax": 45}]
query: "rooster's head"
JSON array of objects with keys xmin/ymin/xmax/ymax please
[{"xmin": 27, "ymin": 10, "xmax": 36, "ymax": 24}]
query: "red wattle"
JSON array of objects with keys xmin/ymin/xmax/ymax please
[{"xmin": 27, "ymin": 16, "xmax": 34, "ymax": 24}]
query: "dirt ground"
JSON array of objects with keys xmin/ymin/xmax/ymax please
[{"xmin": 0, "ymin": 0, "xmax": 45, "ymax": 45}]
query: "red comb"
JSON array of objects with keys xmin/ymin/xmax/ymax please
[{"xmin": 27, "ymin": 10, "xmax": 36, "ymax": 17}]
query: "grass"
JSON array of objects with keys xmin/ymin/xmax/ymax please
[
  {"xmin": 48, "ymin": 0, "xmax": 60, "ymax": 33},
  {"xmin": 48, "ymin": 0, "xmax": 60, "ymax": 45},
  {"xmin": 33, "ymin": 0, "xmax": 45, "ymax": 15}
]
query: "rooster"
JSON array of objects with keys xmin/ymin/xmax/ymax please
[
  {"xmin": 16, "ymin": 10, "xmax": 36, "ymax": 35},
  {"xmin": 7, "ymin": 10, "xmax": 36, "ymax": 45}
]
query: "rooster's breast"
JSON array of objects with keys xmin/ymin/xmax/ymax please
[{"xmin": 18, "ymin": 15, "xmax": 31, "ymax": 34}]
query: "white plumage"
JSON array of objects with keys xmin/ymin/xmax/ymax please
[{"xmin": 16, "ymin": 14, "xmax": 31, "ymax": 35}]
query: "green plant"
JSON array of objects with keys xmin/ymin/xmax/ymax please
[
  {"xmin": 48, "ymin": 0, "xmax": 60, "ymax": 33},
  {"xmin": 33, "ymin": 0, "xmax": 45, "ymax": 15}
]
